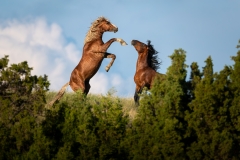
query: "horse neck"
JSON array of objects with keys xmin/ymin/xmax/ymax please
[
  {"xmin": 136, "ymin": 52, "xmax": 149, "ymax": 71},
  {"xmin": 93, "ymin": 31, "xmax": 103, "ymax": 40},
  {"xmin": 84, "ymin": 30, "xmax": 104, "ymax": 44}
]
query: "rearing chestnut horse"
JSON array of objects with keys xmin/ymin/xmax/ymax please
[
  {"xmin": 47, "ymin": 17, "xmax": 127, "ymax": 107},
  {"xmin": 131, "ymin": 40, "xmax": 165, "ymax": 105},
  {"xmin": 69, "ymin": 17, "xmax": 127, "ymax": 93}
]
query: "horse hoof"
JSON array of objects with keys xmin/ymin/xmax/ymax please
[
  {"xmin": 116, "ymin": 38, "xmax": 128, "ymax": 46},
  {"xmin": 120, "ymin": 40, "xmax": 128, "ymax": 46},
  {"xmin": 105, "ymin": 66, "xmax": 110, "ymax": 72}
]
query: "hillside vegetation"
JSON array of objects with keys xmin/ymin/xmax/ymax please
[{"xmin": 0, "ymin": 41, "xmax": 240, "ymax": 159}]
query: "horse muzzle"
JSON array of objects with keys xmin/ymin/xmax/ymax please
[
  {"xmin": 113, "ymin": 27, "xmax": 118, "ymax": 33},
  {"xmin": 131, "ymin": 40, "xmax": 137, "ymax": 45}
]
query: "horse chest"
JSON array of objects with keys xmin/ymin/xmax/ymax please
[{"xmin": 134, "ymin": 69, "xmax": 154, "ymax": 84}]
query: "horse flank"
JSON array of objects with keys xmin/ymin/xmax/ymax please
[{"xmin": 84, "ymin": 16, "xmax": 110, "ymax": 44}]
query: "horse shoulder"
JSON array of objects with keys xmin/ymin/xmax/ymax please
[{"xmin": 86, "ymin": 39, "xmax": 104, "ymax": 49}]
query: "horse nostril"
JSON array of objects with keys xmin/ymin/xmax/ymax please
[{"xmin": 114, "ymin": 27, "xmax": 118, "ymax": 33}]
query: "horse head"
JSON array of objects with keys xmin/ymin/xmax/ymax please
[
  {"xmin": 84, "ymin": 17, "xmax": 120, "ymax": 45},
  {"xmin": 131, "ymin": 40, "xmax": 148, "ymax": 54},
  {"xmin": 97, "ymin": 17, "xmax": 118, "ymax": 33}
]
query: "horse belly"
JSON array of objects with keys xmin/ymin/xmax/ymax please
[{"xmin": 79, "ymin": 57, "xmax": 103, "ymax": 79}]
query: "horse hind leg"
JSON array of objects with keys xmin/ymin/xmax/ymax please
[
  {"xmin": 69, "ymin": 78, "xmax": 87, "ymax": 95},
  {"xmin": 105, "ymin": 53, "xmax": 116, "ymax": 72},
  {"xmin": 84, "ymin": 81, "xmax": 91, "ymax": 95}
]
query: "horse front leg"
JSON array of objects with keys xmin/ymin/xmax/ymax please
[
  {"xmin": 134, "ymin": 85, "xmax": 141, "ymax": 106},
  {"xmin": 115, "ymin": 38, "xmax": 128, "ymax": 46},
  {"xmin": 134, "ymin": 89, "xmax": 140, "ymax": 106},
  {"xmin": 99, "ymin": 38, "xmax": 127, "ymax": 52},
  {"xmin": 134, "ymin": 85, "xmax": 145, "ymax": 106},
  {"xmin": 104, "ymin": 53, "xmax": 116, "ymax": 72}
]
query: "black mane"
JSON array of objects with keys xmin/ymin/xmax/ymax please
[{"xmin": 147, "ymin": 40, "xmax": 161, "ymax": 71}]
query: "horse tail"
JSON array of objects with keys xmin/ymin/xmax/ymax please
[{"xmin": 46, "ymin": 82, "xmax": 69, "ymax": 109}]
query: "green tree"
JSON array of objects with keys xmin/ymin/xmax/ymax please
[
  {"xmin": 128, "ymin": 49, "xmax": 189, "ymax": 159},
  {"xmin": 186, "ymin": 55, "xmax": 240, "ymax": 159},
  {"xmin": 0, "ymin": 55, "xmax": 50, "ymax": 159},
  {"xmin": 230, "ymin": 40, "xmax": 240, "ymax": 129},
  {"xmin": 187, "ymin": 62, "xmax": 202, "ymax": 100},
  {"xmin": 44, "ymin": 90, "xmax": 128, "ymax": 160},
  {"xmin": 228, "ymin": 40, "xmax": 240, "ymax": 157},
  {"xmin": 186, "ymin": 56, "xmax": 217, "ymax": 159}
]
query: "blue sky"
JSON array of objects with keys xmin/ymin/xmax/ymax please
[{"xmin": 0, "ymin": 1, "xmax": 239, "ymax": 97}]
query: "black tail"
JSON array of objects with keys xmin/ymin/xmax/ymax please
[{"xmin": 46, "ymin": 82, "xmax": 69, "ymax": 109}]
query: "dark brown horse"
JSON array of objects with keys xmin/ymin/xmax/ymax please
[
  {"xmin": 131, "ymin": 40, "xmax": 165, "ymax": 105},
  {"xmin": 47, "ymin": 17, "xmax": 127, "ymax": 107}
]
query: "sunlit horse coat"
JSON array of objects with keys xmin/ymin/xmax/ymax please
[{"xmin": 47, "ymin": 17, "xmax": 127, "ymax": 108}]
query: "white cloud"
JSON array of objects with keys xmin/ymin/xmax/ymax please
[
  {"xmin": 110, "ymin": 74, "xmax": 123, "ymax": 87},
  {"xmin": 30, "ymin": 20, "xmax": 64, "ymax": 51},
  {"xmin": 111, "ymin": 75, "xmax": 135, "ymax": 97},
  {"xmin": 0, "ymin": 18, "xmax": 77, "ymax": 91},
  {"xmin": 89, "ymin": 72, "xmax": 109, "ymax": 94},
  {"xmin": 90, "ymin": 72, "xmax": 135, "ymax": 97},
  {"xmin": 64, "ymin": 43, "xmax": 81, "ymax": 64}
]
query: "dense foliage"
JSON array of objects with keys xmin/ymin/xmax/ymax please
[{"xmin": 0, "ymin": 41, "xmax": 240, "ymax": 159}]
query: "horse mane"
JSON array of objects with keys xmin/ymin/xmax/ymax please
[
  {"xmin": 147, "ymin": 40, "xmax": 161, "ymax": 71},
  {"xmin": 84, "ymin": 16, "xmax": 109, "ymax": 44}
]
